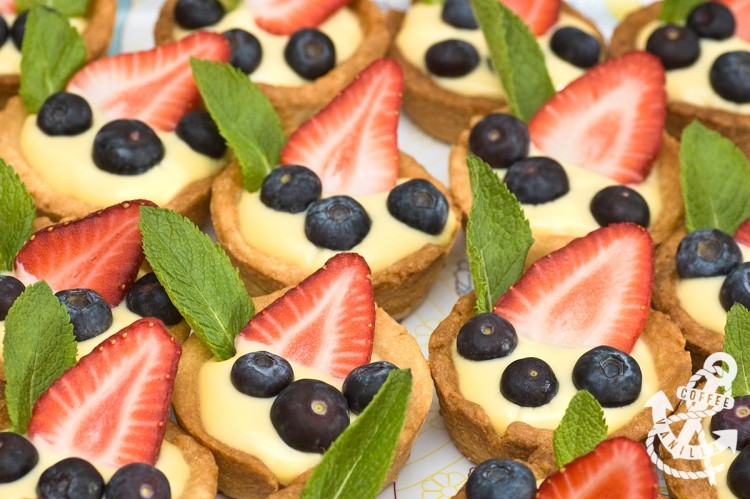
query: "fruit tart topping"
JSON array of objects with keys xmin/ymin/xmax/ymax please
[
  {"xmin": 688, "ymin": 1, "xmax": 736, "ymax": 39},
  {"xmin": 0, "ymin": 160, "xmax": 35, "ymax": 272},
  {"xmin": 387, "ymin": 179, "xmax": 449, "ymax": 235},
  {"xmin": 718, "ymin": 0, "xmax": 750, "ymax": 42},
  {"xmin": 728, "ymin": 446, "xmax": 750, "ymax": 498},
  {"xmin": 92, "ymin": 120, "xmax": 165, "ymax": 175},
  {"xmin": 646, "ymin": 24, "xmax": 701, "ymax": 70},
  {"xmin": 499, "ymin": 0, "xmax": 560, "ymax": 37},
  {"xmin": 304, "ymin": 196, "xmax": 371, "ymax": 250},
  {"xmin": 442, "ymin": 0, "xmax": 478, "ymax": 30},
  {"xmin": 37, "ymin": 457, "xmax": 104, "ymax": 498},
  {"xmin": 125, "ymin": 272, "xmax": 183, "ymax": 326},
  {"xmin": 465, "ymin": 459, "xmax": 536, "ymax": 499},
  {"xmin": 572, "ymin": 346, "xmax": 642, "ymax": 408},
  {"xmin": 342, "ymin": 360, "xmax": 398, "ymax": 414},
  {"xmin": 55, "ymin": 288, "xmax": 113, "ymax": 342},
  {"xmin": 285, "ymin": 28, "xmax": 336, "ymax": 80},
  {"xmin": 736, "ymin": 217, "xmax": 750, "ymax": 246},
  {"xmin": 720, "ymin": 262, "xmax": 750, "ymax": 310},
  {"xmin": 175, "ymin": 109, "xmax": 227, "ymax": 159},
  {"xmin": 500, "ymin": 356, "xmax": 558, "ymax": 407},
  {"xmin": 105, "ymin": 463, "xmax": 170, "ymax": 499},
  {"xmin": 37, "ymin": 91, "xmax": 92, "ymax": 136},
  {"xmin": 711, "ymin": 394, "xmax": 750, "ymax": 450},
  {"xmin": 590, "ymin": 185, "xmax": 650, "ymax": 228},
  {"xmin": 493, "ymin": 223, "xmax": 653, "ymax": 353},
  {"xmin": 0, "ymin": 275, "xmax": 24, "ymax": 320},
  {"xmin": 710, "ymin": 50, "xmax": 750, "ymax": 103},
  {"xmin": 0, "ymin": 432, "xmax": 38, "ymax": 483},
  {"xmin": 0, "ymin": 17, "xmax": 7, "ymax": 47},
  {"xmin": 425, "ymin": 39, "xmax": 480, "ymax": 77},
  {"xmin": 230, "ymin": 350, "xmax": 294, "ymax": 398},
  {"xmin": 250, "ymin": 0, "xmax": 349, "ymax": 36},
  {"xmin": 503, "ymin": 156, "xmax": 569, "ymax": 205},
  {"xmin": 553, "ymin": 390, "xmax": 607, "ymax": 468},
  {"xmin": 469, "ymin": 113, "xmax": 530, "ymax": 170},
  {"xmin": 174, "ymin": 0, "xmax": 226, "ymax": 30},
  {"xmin": 223, "ymin": 28, "xmax": 262, "ymax": 76},
  {"xmin": 11, "ymin": 9, "xmax": 27, "ymax": 49},
  {"xmin": 677, "ymin": 228, "xmax": 742, "ymax": 278},
  {"xmin": 550, "ymin": 26, "xmax": 601, "ymax": 69},
  {"xmin": 261, "ymin": 165, "xmax": 322, "ymax": 214},
  {"xmin": 456, "ymin": 312, "xmax": 517, "ymax": 361}
]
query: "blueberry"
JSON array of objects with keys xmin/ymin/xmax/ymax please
[
  {"xmin": 0, "ymin": 432, "xmax": 37, "ymax": 483},
  {"xmin": 676, "ymin": 228, "xmax": 741, "ymax": 278},
  {"xmin": 174, "ymin": 0, "xmax": 225, "ymax": 30},
  {"xmin": 0, "ymin": 275, "xmax": 25, "ymax": 321},
  {"xmin": 456, "ymin": 313, "xmax": 517, "ymax": 361},
  {"xmin": 125, "ymin": 273, "xmax": 182, "ymax": 326},
  {"xmin": 646, "ymin": 25, "xmax": 700, "ymax": 70},
  {"xmin": 720, "ymin": 262, "xmax": 750, "ymax": 311},
  {"xmin": 230, "ymin": 351, "xmax": 293, "ymax": 398},
  {"xmin": 572, "ymin": 346, "xmax": 642, "ymax": 407},
  {"xmin": 55, "ymin": 289, "xmax": 113, "ymax": 342},
  {"xmin": 261, "ymin": 165, "xmax": 322, "ymax": 213},
  {"xmin": 425, "ymin": 39, "xmax": 479, "ymax": 77},
  {"xmin": 688, "ymin": 1, "xmax": 735, "ymax": 40},
  {"xmin": 0, "ymin": 16, "xmax": 10, "ymax": 48},
  {"xmin": 223, "ymin": 28, "xmax": 262, "ymax": 75},
  {"xmin": 711, "ymin": 51, "xmax": 750, "ymax": 103},
  {"xmin": 305, "ymin": 196, "xmax": 371, "ymax": 250},
  {"xmin": 175, "ymin": 109, "xmax": 226, "ymax": 159},
  {"xmin": 105, "ymin": 463, "xmax": 170, "ymax": 499},
  {"xmin": 728, "ymin": 445, "xmax": 750, "ymax": 499},
  {"xmin": 500, "ymin": 357, "xmax": 558, "ymax": 407},
  {"xmin": 465, "ymin": 459, "xmax": 536, "ymax": 499},
  {"xmin": 36, "ymin": 457, "xmax": 104, "ymax": 499},
  {"xmin": 342, "ymin": 361, "xmax": 398, "ymax": 414},
  {"xmin": 441, "ymin": 0, "xmax": 477, "ymax": 29},
  {"xmin": 387, "ymin": 179, "xmax": 449, "ymax": 235},
  {"xmin": 37, "ymin": 92, "xmax": 93, "ymax": 136},
  {"xmin": 504, "ymin": 156, "xmax": 569, "ymax": 204},
  {"xmin": 284, "ymin": 28, "xmax": 336, "ymax": 80},
  {"xmin": 468, "ymin": 113, "xmax": 529, "ymax": 169},
  {"xmin": 270, "ymin": 379, "xmax": 349, "ymax": 453},
  {"xmin": 590, "ymin": 185, "xmax": 650, "ymax": 228},
  {"xmin": 711, "ymin": 395, "xmax": 750, "ymax": 451},
  {"xmin": 550, "ymin": 26, "xmax": 601, "ymax": 69},
  {"xmin": 11, "ymin": 10, "xmax": 28, "ymax": 50},
  {"xmin": 92, "ymin": 120, "xmax": 164, "ymax": 175}
]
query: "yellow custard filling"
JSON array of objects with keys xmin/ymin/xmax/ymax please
[{"xmin": 0, "ymin": 16, "xmax": 87, "ymax": 74}]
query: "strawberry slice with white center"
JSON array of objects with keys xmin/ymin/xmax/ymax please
[
  {"xmin": 501, "ymin": 0, "xmax": 560, "ymax": 36},
  {"xmin": 0, "ymin": 0, "xmax": 14, "ymax": 15},
  {"xmin": 280, "ymin": 58, "xmax": 401, "ymax": 197},
  {"xmin": 14, "ymin": 200, "xmax": 154, "ymax": 307},
  {"xmin": 236, "ymin": 253, "xmax": 374, "ymax": 379},
  {"xmin": 718, "ymin": 0, "xmax": 750, "ymax": 42},
  {"xmin": 493, "ymin": 223, "xmax": 653, "ymax": 353},
  {"xmin": 735, "ymin": 217, "xmax": 750, "ymax": 246},
  {"xmin": 66, "ymin": 31, "xmax": 230, "ymax": 132},
  {"xmin": 537, "ymin": 438, "xmax": 658, "ymax": 498},
  {"xmin": 249, "ymin": 0, "xmax": 350, "ymax": 35},
  {"xmin": 528, "ymin": 51, "xmax": 666, "ymax": 184},
  {"xmin": 28, "ymin": 319, "xmax": 181, "ymax": 469}
]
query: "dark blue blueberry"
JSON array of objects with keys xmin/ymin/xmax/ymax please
[
  {"xmin": 36, "ymin": 457, "xmax": 104, "ymax": 499},
  {"xmin": 55, "ymin": 289, "xmax": 113, "ymax": 342},
  {"xmin": 500, "ymin": 357, "xmax": 558, "ymax": 407},
  {"xmin": 92, "ymin": 120, "xmax": 164, "ymax": 175},
  {"xmin": 37, "ymin": 92, "xmax": 93, "ymax": 136},
  {"xmin": 465, "ymin": 459, "xmax": 536, "ymax": 499},
  {"xmin": 456, "ymin": 313, "xmax": 517, "ymax": 361},
  {"xmin": 711, "ymin": 395, "xmax": 750, "ymax": 451},
  {"xmin": 223, "ymin": 28, "xmax": 262, "ymax": 75},
  {"xmin": 0, "ymin": 16, "xmax": 9, "ymax": 48},
  {"xmin": 646, "ymin": 25, "xmax": 700, "ymax": 70},
  {"xmin": 305, "ymin": 196, "xmax": 371, "ymax": 250},
  {"xmin": 176, "ymin": 109, "xmax": 226, "ymax": 159},
  {"xmin": 231, "ymin": 351, "xmax": 293, "ymax": 398},
  {"xmin": 688, "ymin": 2, "xmax": 735, "ymax": 40},
  {"xmin": 728, "ymin": 445, "xmax": 750, "ymax": 498},
  {"xmin": 425, "ymin": 39, "xmax": 479, "ymax": 77},
  {"xmin": 261, "ymin": 165, "xmax": 322, "ymax": 213},
  {"xmin": 468, "ymin": 113, "xmax": 529, "ymax": 169},
  {"xmin": 504, "ymin": 156, "xmax": 569, "ymax": 204},
  {"xmin": 174, "ymin": 0, "xmax": 225, "ymax": 30},
  {"xmin": 0, "ymin": 432, "xmax": 38, "ymax": 483},
  {"xmin": 572, "ymin": 346, "xmax": 642, "ymax": 407},
  {"xmin": 676, "ymin": 228, "xmax": 741, "ymax": 278},
  {"xmin": 441, "ymin": 0, "xmax": 477, "ymax": 29},
  {"xmin": 590, "ymin": 185, "xmax": 650, "ymax": 228},
  {"xmin": 105, "ymin": 463, "xmax": 170, "ymax": 499},
  {"xmin": 550, "ymin": 26, "xmax": 601, "ymax": 68},
  {"xmin": 126, "ymin": 273, "xmax": 182, "ymax": 326},
  {"xmin": 270, "ymin": 379, "xmax": 349, "ymax": 453},
  {"xmin": 284, "ymin": 28, "xmax": 336, "ymax": 80},
  {"xmin": 342, "ymin": 361, "xmax": 398, "ymax": 414},
  {"xmin": 11, "ymin": 10, "xmax": 27, "ymax": 50},
  {"xmin": 720, "ymin": 262, "xmax": 750, "ymax": 311},
  {"xmin": 387, "ymin": 179, "xmax": 449, "ymax": 235},
  {"xmin": 711, "ymin": 51, "xmax": 750, "ymax": 103},
  {"xmin": 0, "ymin": 275, "xmax": 25, "ymax": 321}
]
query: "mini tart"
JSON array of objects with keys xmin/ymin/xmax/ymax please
[
  {"xmin": 210, "ymin": 153, "xmax": 461, "ymax": 320},
  {"xmin": 610, "ymin": 2, "xmax": 750, "ymax": 158},
  {"xmin": 153, "ymin": 0, "xmax": 394, "ymax": 134},
  {"xmin": 428, "ymin": 292, "xmax": 691, "ymax": 477},
  {"xmin": 171, "ymin": 291, "xmax": 433, "ymax": 498},
  {"xmin": 389, "ymin": 3, "xmax": 603, "ymax": 144}
]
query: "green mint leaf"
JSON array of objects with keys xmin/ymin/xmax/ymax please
[
  {"xmin": 0, "ymin": 159, "xmax": 35, "ymax": 271},
  {"xmin": 659, "ymin": 0, "xmax": 704, "ymax": 23},
  {"xmin": 724, "ymin": 303, "xmax": 750, "ymax": 397},
  {"xmin": 192, "ymin": 59, "xmax": 286, "ymax": 193},
  {"xmin": 16, "ymin": 0, "xmax": 90, "ymax": 17},
  {"xmin": 4, "ymin": 281, "xmax": 76, "ymax": 434},
  {"xmin": 19, "ymin": 6, "xmax": 87, "ymax": 114},
  {"xmin": 470, "ymin": 0, "xmax": 554, "ymax": 123},
  {"xmin": 216, "ymin": 0, "xmax": 239, "ymax": 10},
  {"xmin": 553, "ymin": 390, "xmax": 608, "ymax": 468},
  {"xmin": 139, "ymin": 206, "xmax": 254, "ymax": 360},
  {"xmin": 680, "ymin": 121, "xmax": 750, "ymax": 234},
  {"xmin": 466, "ymin": 154, "xmax": 533, "ymax": 313},
  {"xmin": 301, "ymin": 369, "xmax": 412, "ymax": 499}
]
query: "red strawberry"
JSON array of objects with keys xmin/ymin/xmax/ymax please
[
  {"xmin": 493, "ymin": 223, "xmax": 653, "ymax": 353},
  {"xmin": 0, "ymin": 0, "xmax": 14, "ymax": 15},
  {"xmin": 66, "ymin": 31, "xmax": 230, "ymax": 132},
  {"xmin": 735, "ymin": 217, "xmax": 750, "ymax": 246},
  {"xmin": 236, "ymin": 253, "xmax": 374, "ymax": 379},
  {"xmin": 280, "ymin": 59, "xmax": 401, "ymax": 196},
  {"xmin": 250, "ymin": 0, "xmax": 349, "ymax": 35},
  {"xmin": 718, "ymin": 0, "xmax": 750, "ymax": 42},
  {"xmin": 537, "ymin": 438, "xmax": 658, "ymax": 498},
  {"xmin": 501, "ymin": 0, "xmax": 560, "ymax": 36},
  {"xmin": 528, "ymin": 52, "xmax": 666, "ymax": 184},
  {"xmin": 28, "ymin": 319, "xmax": 181, "ymax": 469},
  {"xmin": 14, "ymin": 200, "xmax": 154, "ymax": 307}
]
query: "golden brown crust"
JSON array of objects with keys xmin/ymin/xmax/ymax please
[
  {"xmin": 165, "ymin": 423, "xmax": 220, "ymax": 499},
  {"xmin": 428, "ymin": 292, "xmax": 691, "ymax": 478},
  {"xmin": 171, "ymin": 291, "xmax": 432, "ymax": 498}
]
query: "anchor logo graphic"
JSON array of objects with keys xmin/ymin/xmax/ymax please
[{"xmin": 645, "ymin": 352, "xmax": 738, "ymax": 484}]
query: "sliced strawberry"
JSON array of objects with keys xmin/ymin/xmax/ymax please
[
  {"xmin": 501, "ymin": 0, "xmax": 560, "ymax": 36},
  {"xmin": 250, "ymin": 0, "xmax": 349, "ymax": 35},
  {"xmin": 237, "ymin": 253, "xmax": 374, "ymax": 379},
  {"xmin": 528, "ymin": 52, "xmax": 666, "ymax": 184},
  {"xmin": 718, "ymin": 0, "xmax": 750, "ymax": 42},
  {"xmin": 28, "ymin": 319, "xmax": 181, "ymax": 469},
  {"xmin": 537, "ymin": 438, "xmax": 658, "ymax": 498},
  {"xmin": 0, "ymin": 0, "xmax": 14, "ymax": 15},
  {"xmin": 280, "ymin": 58, "xmax": 401, "ymax": 196},
  {"xmin": 66, "ymin": 31, "xmax": 230, "ymax": 132},
  {"xmin": 493, "ymin": 223, "xmax": 653, "ymax": 353},
  {"xmin": 14, "ymin": 200, "xmax": 154, "ymax": 307},
  {"xmin": 735, "ymin": 217, "xmax": 750, "ymax": 246}
]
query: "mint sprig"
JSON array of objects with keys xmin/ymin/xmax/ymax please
[
  {"xmin": 192, "ymin": 59, "xmax": 286, "ymax": 193},
  {"xmin": 0, "ymin": 160, "xmax": 35, "ymax": 271},
  {"xmin": 659, "ymin": 0, "xmax": 704, "ymax": 23},
  {"xmin": 4, "ymin": 281, "xmax": 76, "ymax": 434},
  {"xmin": 553, "ymin": 390, "xmax": 607, "ymax": 468},
  {"xmin": 680, "ymin": 121, "xmax": 750, "ymax": 234},
  {"xmin": 724, "ymin": 303, "xmax": 750, "ymax": 397},
  {"xmin": 466, "ymin": 155, "xmax": 532, "ymax": 313},
  {"xmin": 16, "ymin": 0, "xmax": 91, "ymax": 17},
  {"xmin": 302, "ymin": 369, "xmax": 412, "ymax": 498},
  {"xmin": 216, "ymin": 0, "xmax": 239, "ymax": 10},
  {"xmin": 470, "ymin": 0, "xmax": 554, "ymax": 123}
]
